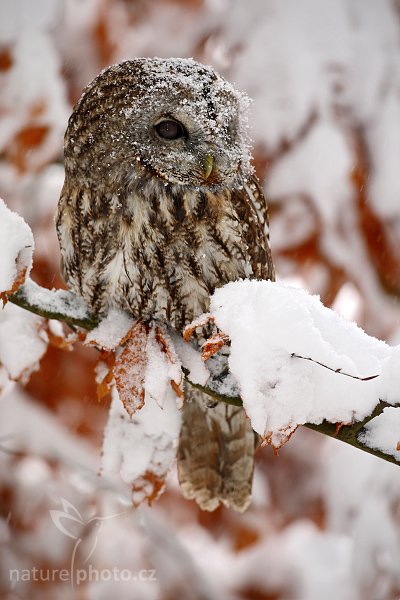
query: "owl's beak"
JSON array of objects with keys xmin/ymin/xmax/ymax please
[{"xmin": 202, "ymin": 154, "xmax": 214, "ymax": 180}]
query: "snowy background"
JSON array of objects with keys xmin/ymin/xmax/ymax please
[{"xmin": 1, "ymin": 0, "xmax": 400, "ymax": 598}]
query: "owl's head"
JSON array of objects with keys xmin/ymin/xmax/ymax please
[{"xmin": 64, "ymin": 58, "xmax": 253, "ymax": 190}]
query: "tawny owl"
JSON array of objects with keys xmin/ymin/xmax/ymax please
[{"xmin": 56, "ymin": 58, "xmax": 274, "ymax": 512}]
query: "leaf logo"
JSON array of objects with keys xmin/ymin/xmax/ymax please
[{"xmin": 50, "ymin": 498, "xmax": 84, "ymax": 540}]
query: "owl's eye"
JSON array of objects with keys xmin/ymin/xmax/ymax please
[{"xmin": 155, "ymin": 119, "xmax": 186, "ymax": 140}]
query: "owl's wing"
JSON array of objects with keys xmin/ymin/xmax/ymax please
[
  {"xmin": 232, "ymin": 174, "xmax": 275, "ymax": 281},
  {"xmin": 56, "ymin": 183, "xmax": 80, "ymax": 290}
]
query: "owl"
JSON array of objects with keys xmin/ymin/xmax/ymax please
[{"xmin": 56, "ymin": 58, "xmax": 274, "ymax": 512}]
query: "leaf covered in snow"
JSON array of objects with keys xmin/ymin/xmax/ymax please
[
  {"xmin": 85, "ymin": 308, "xmax": 135, "ymax": 351},
  {"xmin": 201, "ymin": 332, "xmax": 229, "ymax": 362},
  {"xmin": 183, "ymin": 312, "xmax": 214, "ymax": 341},
  {"xmin": 0, "ymin": 198, "xmax": 34, "ymax": 303},
  {"xmin": 0, "ymin": 303, "xmax": 48, "ymax": 386},
  {"xmin": 96, "ymin": 318, "xmax": 185, "ymax": 506},
  {"xmin": 102, "ymin": 381, "xmax": 182, "ymax": 507},
  {"xmin": 93, "ymin": 318, "xmax": 184, "ymax": 416}
]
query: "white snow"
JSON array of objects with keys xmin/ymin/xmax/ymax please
[
  {"xmin": 85, "ymin": 308, "xmax": 134, "ymax": 351},
  {"xmin": 322, "ymin": 439, "xmax": 400, "ymax": 595},
  {"xmin": 145, "ymin": 328, "xmax": 183, "ymax": 409},
  {"xmin": 19, "ymin": 277, "xmax": 93, "ymax": 320},
  {"xmin": 359, "ymin": 408, "xmax": 400, "ymax": 460},
  {"xmin": 266, "ymin": 122, "xmax": 354, "ymax": 230},
  {"xmin": 0, "ymin": 303, "xmax": 47, "ymax": 383},
  {"xmin": 0, "ymin": 0, "xmax": 61, "ymax": 42},
  {"xmin": 209, "ymin": 280, "xmax": 399, "ymax": 447},
  {"xmin": 332, "ymin": 282, "xmax": 362, "ymax": 323},
  {"xmin": 171, "ymin": 331, "xmax": 209, "ymax": 386},
  {"xmin": 0, "ymin": 198, "xmax": 34, "ymax": 294},
  {"xmin": 102, "ymin": 385, "xmax": 181, "ymax": 506},
  {"xmin": 0, "ymin": 0, "xmax": 69, "ymax": 171}
]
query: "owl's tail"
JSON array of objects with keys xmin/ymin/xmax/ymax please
[{"xmin": 177, "ymin": 387, "xmax": 256, "ymax": 512}]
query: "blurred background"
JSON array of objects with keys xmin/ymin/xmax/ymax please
[{"xmin": 1, "ymin": 0, "xmax": 400, "ymax": 598}]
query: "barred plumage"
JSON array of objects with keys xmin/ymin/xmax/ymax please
[{"xmin": 57, "ymin": 58, "xmax": 274, "ymax": 511}]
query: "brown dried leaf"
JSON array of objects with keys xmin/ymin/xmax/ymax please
[
  {"xmin": 183, "ymin": 313, "xmax": 214, "ymax": 341},
  {"xmin": 155, "ymin": 325, "xmax": 184, "ymax": 402},
  {"xmin": 14, "ymin": 124, "xmax": 49, "ymax": 148},
  {"xmin": 201, "ymin": 332, "xmax": 229, "ymax": 361},
  {"xmin": 42, "ymin": 322, "xmax": 77, "ymax": 351},
  {"xmin": 155, "ymin": 325, "xmax": 175, "ymax": 361},
  {"xmin": 9, "ymin": 124, "xmax": 49, "ymax": 172},
  {"xmin": 0, "ymin": 265, "xmax": 28, "ymax": 307},
  {"xmin": 260, "ymin": 425, "xmax": 298, "ymax": 450},
  {"xmin": 171, "ymin": 378, "xmax": 184, "ymax": 401},
  {"xmin": 114, "ymin": 321, "xmax": 148, "ymax": 416},
  {"xmin": 334, "ymin": 422, "xmax": 351, "ymax": 436},
  {"xmin": 96, "ymin": 351, "xmax": 115, "ymax": 401},
  {"xmin": 0, "ymin": 48, "xmax": 13, "ymax": 71},
  {"xmin": 132, "ymin": 471, "xmax": 167, "ymax": 507}
]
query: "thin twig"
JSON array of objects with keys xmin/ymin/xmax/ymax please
[{"xmin": 291, "ymin": 352, "xmax": 379, "ymax": 381}]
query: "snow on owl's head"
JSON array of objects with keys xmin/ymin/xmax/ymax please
[{"xmin": 64, "ymin": 57, "xmax": 253, "ymax": 190}]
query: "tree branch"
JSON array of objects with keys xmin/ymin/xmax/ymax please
[
  {"xmin": 185, "ymin": 372, "xmax": 399, "ymax": 467},
  {"xmin": 8, "ymin": 279, "xmax": 399, "ymax": 468},
  {"xmin": 9, "ymin": 278, "xmax": 99, "ymax": 330}
]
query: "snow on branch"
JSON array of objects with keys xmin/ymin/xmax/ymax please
[
  {"xmin": 0, "ymin": 200, "xmax": 47, "ymax": 387},
  {"xmin": 0, "ymin": 198, "xmax": 34, "ymax": 298},
  {"xmin": 187, "ymin": 280, "xmax": 400, "ymax": 463},
  {"xmin": 10, "ymin": 278, "xmax": 99, "ymax": 330},
  {"xmin": 0, "ymin": 198, "xmax": 97, "ymax": 330},
  {"xmin": 89, "ymin": 318, "xmax": 184, "ymax": 506}
]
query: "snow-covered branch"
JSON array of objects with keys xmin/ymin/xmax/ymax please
[
  {"xmin": 2, "ymin": 198, "xmax": 400, "ymax": 469},
  {"xmin": 6, "ymin": 276, "xmax": 400, "ymax": 468},
  {"xmin": 186, "ymin": 373, "xmax": 396, "ymax": 466},
  {"xmin": 201, "ymin": 280, "xmax": 400, "ymax": 463},
  {"xmin": 10, "ymin": 278, "xmax": 99, "ymax": 330}
]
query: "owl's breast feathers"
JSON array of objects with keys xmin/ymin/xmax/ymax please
[{"xmin": 57, "ymin": 174, "xmax": 274, "ymax": 332}]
